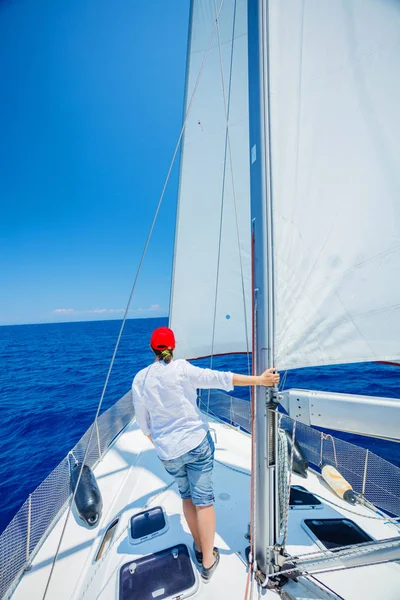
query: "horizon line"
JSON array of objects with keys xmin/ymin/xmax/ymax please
[{"xmin": 0, "ymin": 315, "xmax": 169, "ymax": 328}]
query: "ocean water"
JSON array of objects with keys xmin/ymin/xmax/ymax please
[{"xmin": 0, "ymin": 317, "xmax": 399, "ymax": 535}]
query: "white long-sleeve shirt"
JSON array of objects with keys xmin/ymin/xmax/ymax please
[{"xmin": 131, "ymin": 359, "xmax": 234, "ymax": 460}]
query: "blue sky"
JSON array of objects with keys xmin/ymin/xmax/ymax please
[{"xmin": 0, "ymin": 0, "xmax": 190, "ymax": 325}]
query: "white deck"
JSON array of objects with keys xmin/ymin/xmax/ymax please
[{"xmin": 11, "ymin": 418, "xmax": 400, "ymax": 600}]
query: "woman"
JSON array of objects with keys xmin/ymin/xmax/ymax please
[{"xmin": 132, "ymin": 326, "xmax": 280, "ymax": 583}]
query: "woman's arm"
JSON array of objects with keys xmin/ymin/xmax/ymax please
[
  {"xmin": 233, "ymin": 367, "xmax": 279, "ymax": 387},
  {"xmin": 184, "ymin": 361, "xmax": 280, "ymax": 390}
]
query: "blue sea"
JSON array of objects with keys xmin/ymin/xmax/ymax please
[{"xmin": 0, "ymin": 317, "xmax": 399, "ymax": 535}]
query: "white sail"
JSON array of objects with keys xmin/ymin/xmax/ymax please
[
  {"xmin": 269, "ymin": 0, "xmax": 400, "ymax": 369},
  {"xmin": 169, "ymin": 0, "xmax": 251, "ymax": 360},
  {"xmin": 171, "ymin": 0, "xmax": 400, "ymax": 369}
]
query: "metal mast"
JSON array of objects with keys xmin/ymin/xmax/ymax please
[{"xmin": 248, "ymin": 0, "xmax": 279, "ymax": 578}]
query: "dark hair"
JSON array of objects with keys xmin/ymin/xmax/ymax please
[{"xmin": 154, "ymin": 348, "xmax": 173, "ymax": 364}]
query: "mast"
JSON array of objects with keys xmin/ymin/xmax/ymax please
[{"xmin": 248, "ymin": 0, "xmax": 279, "ymax": 577}]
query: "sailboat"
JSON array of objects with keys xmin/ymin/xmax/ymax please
[{"xmin": 1, "ymin": 0, "xmax": 400, "ymax": 598}]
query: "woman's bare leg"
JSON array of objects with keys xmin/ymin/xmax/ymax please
[
  {"xmin": 182, "ymin": 498, "xmax": 202, "ymax": 551},
  {"xmin": 196, "ymin": 504, "xmax": 216, "ymax": 568}
]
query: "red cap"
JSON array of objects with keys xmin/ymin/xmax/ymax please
[{"xmin": 150, "ymin": 327, "xmax": 176, "ymax": 350}]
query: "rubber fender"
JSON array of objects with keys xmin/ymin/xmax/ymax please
[
  {"xmin": 284, "ymin": 429, "xmax": 309, "ymax": 478},
  {"xmin": 321, "ymin": 464, "xmax": 357, "ymax": 504},
  {"xmin": 70, "ymin": 463, "xmax": 103, "ymax": 527}
]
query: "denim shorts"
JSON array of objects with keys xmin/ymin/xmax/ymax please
[{"xmin": 161, "ymin": 431, "xmax": 215, "ymax": 506}]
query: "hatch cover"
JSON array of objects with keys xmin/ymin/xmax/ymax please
[{"xmin": 119, "ymin": 544, "xmax": 197, "ymax": 600}]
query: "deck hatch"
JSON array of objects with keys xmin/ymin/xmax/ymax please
[
  {"xmin": 289, "ymin": 485, "xmax": 322, "ymax": 509},
  {"xmin": 303, "ymin": 518, "xmax": 373, "ymax": 551},
  {"xmin": 119, "ymin": 544, "xmax": 197, "ymax": 600},
  {"xmin": 129, "ymin": 506, "xmax": 168, "ymax": 544}
]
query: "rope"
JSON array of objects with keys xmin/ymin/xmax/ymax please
[
  {"xmin": 214, "ymin": 458, "xmax": 250, "ymax": 477},
  {"xmin": 277, "ymin": 426, "xmax": 289, "ymax": 532},
  {"xmin": 319, "ymin": 432, "xmax": 338, "ymax": 468},
  {"xmin": 144, "ymin": 480, "xmax": 177, "ymax": 509},
  {"xmin": 41, "ymin": 4, "xmax": 226, "ymax": 597},
  {"xmin": 282, "ymin": 421, "xmax": 296, "ymax": 549},
  {"xmin": 309, "ymin": 490, "xmax": 400, "ymax": 525},
  {"xmin": 68, "ymin": 450, "xmax": 78, "ymax": 466}
]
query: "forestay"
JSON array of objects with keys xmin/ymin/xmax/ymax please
[
  {"xmin": 269, "ymin": 0, "xmax": 400, "ymax": 369},
  {"xmin": 169, "ymin": 0, "xmax": 251, "ymax": 360}
]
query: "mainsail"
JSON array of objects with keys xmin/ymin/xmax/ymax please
[
  {"xmin": 270, "ymin": 0, "xmax": 400, "ymax": 369},
  {"xmin": 171, "ymin": 0, "xmax": 400, "ymax": 370}
]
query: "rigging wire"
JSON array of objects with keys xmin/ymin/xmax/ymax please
[
  {"xmin": 207, "ymin": 0, "xmax": 252, "ymax": 419},
  {"xmin": 211, "ymin": 0, "xmax": 253, "ymax": 441},
  {"xmin": 40, "ymin": 3, "xmax": 227, "ymax": 597},
  {"xmin": 206, "ymin": 11, "xmax": 260, "ymax": 595},
  {"xmin": 250, "ymin": 236, "xmax": 258, "ymax": 598},
  {"xmin": 213, "ymin": 0, "xmax": 251, "ymax": 376}
]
